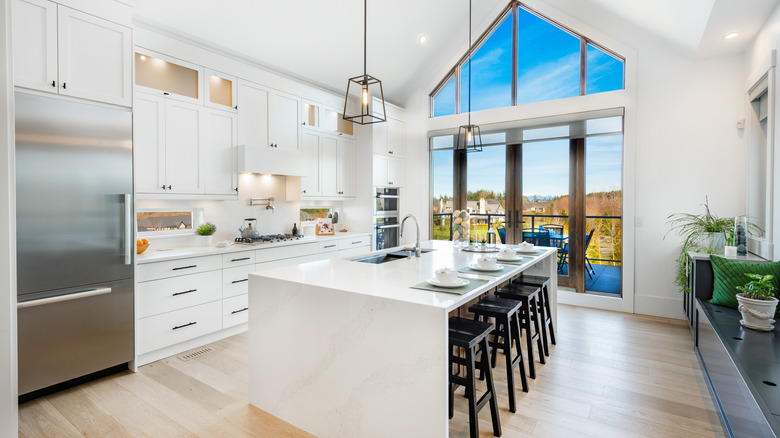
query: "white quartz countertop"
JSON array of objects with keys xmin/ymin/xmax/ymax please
[
  {"xmin": 136, "ymin": 231, "xmax": 371, "ymax": 264},
  {"xmin": 251, "ymin": 240, "xmax": 557, "ymax": 312}
]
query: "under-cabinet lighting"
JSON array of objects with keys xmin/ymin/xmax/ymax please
[{"xmin": 140, "ymin": 55, "xmax": 147, "ymax": 61}]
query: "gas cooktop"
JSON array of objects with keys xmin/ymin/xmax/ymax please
[{"xmin": 234, "ymin": 234, "xmax": 310, "ymax": 245}]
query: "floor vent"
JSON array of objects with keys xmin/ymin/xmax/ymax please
[{"xmin": 177, "ymin": 347, "xmax": 213, "ymax": 361}]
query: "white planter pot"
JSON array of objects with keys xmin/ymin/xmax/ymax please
[
  {"xmin": 198, "ymin": 235, "xmax": 213, "ymax": 247},
  {"xmin": 736, "ymin": 294, "xmax": 779, "ymax": 331}
]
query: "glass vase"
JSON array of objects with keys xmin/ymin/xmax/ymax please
[{"xmin": 734, "ymin": 216, "xmax": 748, "ymax": 256}]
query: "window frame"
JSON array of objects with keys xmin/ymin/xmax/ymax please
[{"xmin": 136, "ymin": 208, "xmax": 203, "ymax": 238}]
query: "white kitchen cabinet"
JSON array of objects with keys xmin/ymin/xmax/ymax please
[
  {"xmin": 204, "ymin": 108, "xmax": 238, "ymax": 196},
  {"xmin": 373, "ymin": 116, "xmax": 405, "ymax": 157},
  {"xmin": 135, "ymin": 49, "xmax": 203, "ymax": 105},
  {"xmin": 134, "ymin": 93, "xmax": 207, "ymax": 196},
  {"xmin": 373, "ymin": 154, "xmax": 403, "ymax": 187},
  {"xmin": 205, "ymin": 70, "xmax": 237, "ymax": 112},
  {"xmin": 165, "ymin": 99, "xmax": 205, "ymax": 194},
  {"xmin": 321, "ymin": 134, "xmax": 339, "ymax": 196},
  {"xmin": 338, "ymin": 137, "xmax": 356, "ymax": 197},
  {"xmin": 236, "ymin": 80, "xmax": 303, "ymax": 175},
  {"xmin": 302, "ymin": 131, "xmax": 355, "ymax": 199},
  {"xmin": 12, "ymin": 0, "xmax": 132, "ymax": 106},
  {"xmin": 300, "ymin": 130, "xmax": 321, "ymax": 197}
]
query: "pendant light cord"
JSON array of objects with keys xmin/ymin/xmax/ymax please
[
  {"xmin": 467, "ymin": 0, "xmax": 472, "ymax": 126},
  {"xmin": 364, "ymin": 0, "xmax": 367, "ymax": 77}
]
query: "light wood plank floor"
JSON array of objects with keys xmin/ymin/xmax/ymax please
[{"xmin": 19, "ymin": 305, "xmax": 726, "ymax": 438}]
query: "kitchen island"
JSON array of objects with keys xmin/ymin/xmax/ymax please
[{"xmin": 248, "ymin": 240, "xmax": 558, "ymax": 437}]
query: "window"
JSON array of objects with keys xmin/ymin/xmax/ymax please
[
  {"xmin": 430, "ymin": 1, "xmax": 625, "ymax": 116},
  {"xmin": 137, "ymin": 210, "xmax": 194, "ymax": 234},
  {"xmin": 300, "ymin": 208, "xmax": 333, "ymax": 222},
  {"xmin": 460, "ymin": 11, "xmax": 514, "ymax": 113},
  {"xmin": 431, "ymin": 149, "xmax": 454, "ymax": 240}
]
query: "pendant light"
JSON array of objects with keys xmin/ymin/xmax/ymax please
[
  {"xmin": 343, "ymin": 0, "xmax": 387, "ymax": 125},
  {"xmin": 456, "ymin": 0, "xmax": 482, "ymax": 152}
]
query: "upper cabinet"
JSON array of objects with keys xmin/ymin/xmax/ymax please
[
  {"xmin": 300, "ymin": 129, "xmax": 355, "ymax": 199},
  {"xmin": 302, "ymin": 101, "xmax": 354, "ymax": 136},
  {"xmin": 12, "ymin": 0, "xmax": 132, "ymax": 107},
  {"xmin": 135, "ymin": 50, "xmax": 203, "ymax": 105},
  {"xmin": 205, "ymin": 70, "xmax": 237, "ymax": 112},
  {"xmin": 236, "ymin": 80, "xmax": 303, "ymax": 175},
  {"xmin": 373, "ymin": 116, "xmax": 405, "ymax": 157}
]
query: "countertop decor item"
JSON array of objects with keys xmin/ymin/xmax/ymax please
[
  {"xmin": 342, "ymin": 0, "xmax": 386, "ymax": 125},
  {"xmin": 316, "ymin": 218, "xmax": 335, "ymax": 235},
  {"xmin": 196, "ymin": 222, "xmax": 217, "ymax": 247},
  {"xmin": 136, "ymin": 239, "xmax": 149, "ymax": 254},
  {"xmin": 451, "ymin": 210, "xmax": 470, "ymax": 243},
  {"xmin": 238, "ymin": 218, "xmax": 260, "ymax": 239}
]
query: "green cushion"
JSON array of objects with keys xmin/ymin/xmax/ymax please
[{"xmin": 709, "ymin": 255, "xmax": 780, "ymax": 308}]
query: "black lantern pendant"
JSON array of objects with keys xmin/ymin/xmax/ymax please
[
  {"xmin": 456, "ymin": 0, "xmax": 482, "ymax": 152},
  {"xmin": 343, "ymin": 0, "xmax": 387, "ymax": 125}
]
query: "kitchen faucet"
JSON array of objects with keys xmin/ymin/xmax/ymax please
[{"xmin": 400, "ymin": 214, "xmax": 421, "ymax": 257}]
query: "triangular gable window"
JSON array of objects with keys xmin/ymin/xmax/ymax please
[{"xmin": 430, "ymin": 2, "xmax": 625, "ymax": 117}]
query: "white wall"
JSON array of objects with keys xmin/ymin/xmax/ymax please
[
  {"xmin": 0, "ymin": 0, "xmax": 17, "ymax": 434},
  {"xmin": 401, "ymin": 0, "xmax": 748, "ymax": 319},
  {"xmin": 746, "ymin": 2, "xmax": 780, "ymax": 258}
]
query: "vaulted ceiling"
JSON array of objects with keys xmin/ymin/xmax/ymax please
[{"xmin": 133, "ymin": 0, "xmax": 780, "ymax": 105}]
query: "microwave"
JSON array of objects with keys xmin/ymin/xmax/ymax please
[{"xmin": 374, "ymin": 187, "xmax": 399, "ymax": 217}]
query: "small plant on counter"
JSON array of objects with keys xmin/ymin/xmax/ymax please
[
  {"xmin": 737, "ymin": 273, "xmax": 777, "ymax": 300},
  {"xmin": 196, "ymin": 222, "xmax": 217, "ymax": 236}
]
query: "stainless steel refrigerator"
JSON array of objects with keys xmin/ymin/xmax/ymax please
[{"xmin": 15, "ymin": 92, "xmax": 134, "ymax": 398}]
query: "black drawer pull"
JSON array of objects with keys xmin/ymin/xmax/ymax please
[
  {"xmin": 231, "ymin": 307, "xmax": 249, "ymax": 315},
  {"xmin": 172, "ymin": 321, "xmax": 196, "ymax": 330},
  {"xmin": 231, "ymin": 279, "xmax": 249, "ymax": 284},
  {"xmin": 172, "ymin": 289, "xmax": 197, "ymax": 296},
  {"xmin": 172, "ymin": 265, "xmax": 197, "ymax": 271},
  {"xmin": 324, "ymin": 244, "xmax": 336, "ymax": 248},
  {"xmin": 231, "ymin": 257, "xmax": 251, "ymax": 262},
  {"xmin": 352, "ymin": 241, "xmax": 362, "ymax": 244}
]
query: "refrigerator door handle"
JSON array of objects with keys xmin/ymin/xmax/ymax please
[
  {"xmin": 124, "ymin": 194, "xmax": 132, "ymax": 265},
  {"xmin": 17, "ymin": 287, "xmax": 113, "ymax": 309}
]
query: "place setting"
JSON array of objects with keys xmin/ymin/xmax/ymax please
[
  {"xmin": 457, "ymin": 255, "xmax": 517, "ymax": 276},
  {"xmin": 410, "ymin": 267, "xmax": 489, "ymax": 295},
  {"xmin": 494, "ymin": 246, "xmax": 533, "ymax": 265},
  {"xmin": 515, "ymin": 241, "xmax": 545, "ymax": 256}
]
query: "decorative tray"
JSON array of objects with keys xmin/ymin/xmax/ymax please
[{"xmin": 460, "ymin": 246, "xmax": 500, "ymax": 253}]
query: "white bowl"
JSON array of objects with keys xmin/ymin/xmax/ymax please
[
  {"xmin": 498, "ymin": 248, "xmax": 515, "ymax": 258},
  {"xmin": 435, "ymin": 268, "xmax": 458, "ymax": 284},
  {"xmin": 476, "ymin": 256, "xmax": 497, "ymax": 269}
]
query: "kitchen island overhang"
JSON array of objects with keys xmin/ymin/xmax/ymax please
[{"xmin": 248, "ymin": 240, "xmax": 558, "ymax": 437}]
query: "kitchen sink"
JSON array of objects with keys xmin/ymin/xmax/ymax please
[{"xmin": 353, "ymin": 249, "xmax": 435, "ymax": 264}]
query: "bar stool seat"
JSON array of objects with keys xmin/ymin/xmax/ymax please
[
  {"xmin": 469, "ymin": 296, "xmax": 529, "ymax": 413},
  {"xmin": 495, "ymin": 284, "xmax": 546, "ymax": 379},
  {"xmin": 517, "ymin": 275, "xmax": 556, "ymax": 356},
  {"xmin": 449, "ymin": 317, "xmax": 501, "ymax": 438}
]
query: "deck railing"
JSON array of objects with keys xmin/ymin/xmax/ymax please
[{"xmin": 432, "ymin": 212, "xmax": 622, "ymax": 266}]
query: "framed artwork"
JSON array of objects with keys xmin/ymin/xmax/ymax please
[{"xmin": 315, "ymin": 218, "xmax": 335, "ymax": 235}]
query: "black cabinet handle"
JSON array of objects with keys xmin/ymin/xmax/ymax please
[
  {"xmin": 161, "ymin": 185, "xmax": 166, "ymax": 190},
  {"xmin": 172, "ymin": 289, "xmax": 197, "ymax": 296},
  {"xmin": 388, "ymin": 182, "xmax": 393, "ymax": 185},
  {"xmin": 172, "ymin": 265, "xmax": 197, "ymax": 271},
  {"xmin": 389, "ymin": 150, "xmax": 393, "ymax": 154},
  {"xmin": 231, "ymin": 257, "xmax": 251, "ymax": 262},
  {"xmin": 231, "ymin": 278, "xmax": 249, "ymax": 284},
  {"xmin": 352, "ymin": 241, "xmax": 362, "ymax": 244},
  {"xmin": 302, "ymin": 190, "xmax": 307, "ymax": 194},
  {"xmin": 173, "ymin": 321, "xmax": 197, "ymax": 330},
  {"xmin": 324, "ymin": 244, "xmax": 336, "ymax": 249},
  {"xmin": 167, "ymin": 185, "xmax": 172, "ymax": 190},
  {"xmin": 231, "ymin": 307, "xmax": 249, "ymax": 315},
  {"xmin": 62, "ymin": 82, "xmax": 66, "ymax": 89},
  {"xmin": 51, "ymin": 80, "xmax": 56, "ymax": 88},
  {"xmin": 163, "ymin": 92, "xmax": 169, "ymax": 95},
  {"xmin": 234, "ymin": 105, "xmax": 238, "ymax": 110}
]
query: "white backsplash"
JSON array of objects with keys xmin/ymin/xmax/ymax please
[{"xmin": 137, "ymin": 174, "xmax": 359, "ymax": 249}]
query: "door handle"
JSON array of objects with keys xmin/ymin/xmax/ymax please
[
  {"xmin": 123, "ymin": 194, "xmax": 132, "ymax": 265},
  {"xmin": 17, "ymin": 287, "xmax": 112, "ymax": 309}
]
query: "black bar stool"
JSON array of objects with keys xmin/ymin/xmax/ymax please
[
  {"xmin": 495, "ymin": 284, "xmax": 546, "ymax": 379},
  {"xmin": 449, "ymin": 317, "xmax": 501, "ymax": 438},
  {"xmin": 469, "ymin": 296, "xmax": 529, "ymax": 413},
  {"xmin": 517, "ymin": 275, "xmax": 556, "ymax": 356}
]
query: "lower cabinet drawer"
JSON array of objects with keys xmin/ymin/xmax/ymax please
[
  {"xmin": 137, "ymin": 270, "xmax": 222, "ymax": 318},
  {"xmin": 223, "ymin": 264, "xmax": 255, "ymax": 298},
  {"xmin": 338, "ymin": 235, "xmax": 370, "ymax": 250},
  {"xmin": 254, "ymin": 254, "xmax": 318, "ymax": 271},
  {"xmin": 137, "ymin": 301, "xmax": 222, "ymax": 355},
  {"xmin": 223, "ymin": 294, "xmax": 249, "ymax": 329}
]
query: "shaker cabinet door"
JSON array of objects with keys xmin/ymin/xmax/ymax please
[
  {"xmin": 12, "ymin": 0, "xmax": 58, "ymax": 93},
  {"xmin": 133, "ymin": 94, "xmax": 166, "ymax": 194},
  {"xmin": 165, "ymin": 100, "xmax": 205, "ymax": 194},
  {"xmin": 204, "ymin": 109, "xmax": 238, "ymax": 196}
]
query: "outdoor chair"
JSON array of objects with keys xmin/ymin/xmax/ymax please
[
  {"xmin": 522, "ymin": 228, "xmax": 551, "ymax": 247},
  {"xmin": 557, "ymin": 228, "xmax": 596, "ymax": 279}
]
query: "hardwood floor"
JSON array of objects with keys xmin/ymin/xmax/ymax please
[{"xmin": 19, "ymin": 305, "xmax": 726, "ymax": 438}]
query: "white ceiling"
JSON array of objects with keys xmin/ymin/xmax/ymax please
[{"xmin": 133, "ymin": 0, "xmax": 780, "ymax": 105}]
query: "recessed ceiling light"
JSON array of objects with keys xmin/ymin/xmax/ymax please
[
  {"xmin": 723, "ymin": 33, "xmax": 739, "ymax": 39},
  {"xmin": 418, "ymin": 34, "xmax": 429, "ymax": 45},
  {"xmin": 140, "ymin": 55, "xmax": 147, "ymax": 61}
]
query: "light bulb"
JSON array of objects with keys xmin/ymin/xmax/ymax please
[
  {"xmin": 362, "ymin": 87, "xmax": 369, "ymax": 105},
  {"xmin": 466, "ymin": 129, "xmax": 473, "ymax": 142}
]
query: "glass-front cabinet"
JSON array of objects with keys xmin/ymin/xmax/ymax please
[
  {"xmin": 134, "ymin": 50, "xmax": 203, "ymax": 104},
  {"xmin": 205, "ymin": 70, "xmax": 237, "ymax": 112},
  {"xmin": 302, "ymin": 101, "xmax": 353, "ymax": 136}
]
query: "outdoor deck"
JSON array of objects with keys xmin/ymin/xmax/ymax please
[{"xmin": 559, "ymin": 263, "xmax": 621, "ymax": 295}]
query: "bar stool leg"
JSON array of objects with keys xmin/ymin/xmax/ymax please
[
  {"xmin": 537, "ymin": 293, "xmax": 550, "ymax": 357},
  {"xmin": 543, "ymin": 284, "xmax": 557, "ymax": 345},
  {"xmin": 512, "ymin": 312, "xmax": 529, "ymax": 393},
  {"xmin": 521, "ymin": 306, "xmax": 537, "ymax": 379},
  {"xmin": 479, "ymin": 337, "xmax": 501, "ymax": 438},
  {"xmin": 502, "ymin": 314, "xmax": 517, "ymax": 413},
  {"xmin": 531, "ymin": 296, "xmax": 546, "ymax": 365},
  {"xmin": 466, "ymin": 347, "xmax": 479, "ymax": 438}
]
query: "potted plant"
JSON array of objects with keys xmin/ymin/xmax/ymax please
[
  {"xmin": 736, "ymin": 273, "xmax": 778, "ymax": 331},
  {"xmin": 196, "ymin": 222, "xmax": 217, "ymax": 247}
]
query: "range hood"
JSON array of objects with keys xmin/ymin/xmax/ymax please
[{"xmin": 237, "ymin": 144, "xmax": 305, "ymax": 176}]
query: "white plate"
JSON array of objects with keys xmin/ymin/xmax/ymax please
[
  {"xmin": 469, "ymin": 263, "xmax": 504, "ymax": 272},
  {"xmin": 516, "ymin": 248, "xmax": 537, "ymax": 254},
  {"xmin": 497, "ymin": 255, "xmax": 522, "ymax": 262},
  {"xmin": 427, "ymin": 277, "xmax": 470, "ymax": 288}
]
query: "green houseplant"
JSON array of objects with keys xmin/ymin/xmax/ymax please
[
  {"xmin": 196, "ymin": 222, "xmax": 216, "ymax": 247},
  {"xmin": 736, "ymin": 273, "xmax": 778, "ymax": 331}
]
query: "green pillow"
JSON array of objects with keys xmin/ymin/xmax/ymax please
[{"xmin": 709, "ymin": 255, "xmax": 780, "ymax": 308}]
